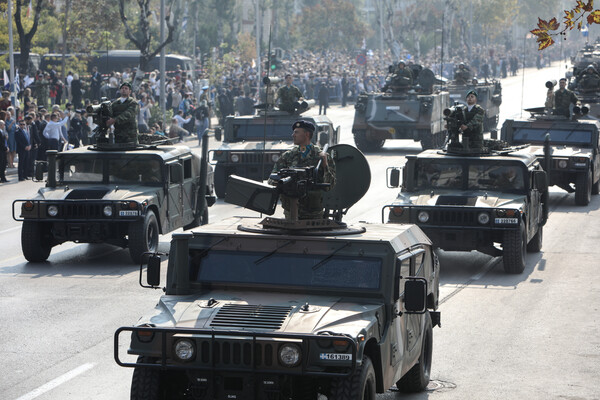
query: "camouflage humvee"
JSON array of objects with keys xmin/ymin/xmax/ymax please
[
  {"xmin": 501, "ymin": 109, "xmax": 600, "ymax": 205},
  {"xmin": 13, "ymin": 137, "xmax": 216, "ymax": 264},
  {"xmin": 385, "ymin": 143, "xmax": 548, "ymax": 274},
  {"xmin": 211, "ymin": 103, "xmax": 339, "ymax": 198},
  {"xmin": 115, "ymin": 145, "xmax": 441, "ymax": 400},
  {"xmin": 352, "ymin": 65, "xmax": 450, "ymax": 152}
]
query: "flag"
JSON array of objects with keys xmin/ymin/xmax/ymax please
[
  {"xmin": 3, "ymin": 70, "xmax": 9, "ymax": 90},
  {"xmin": 14, "ymin": 69, "xmax": 20, "ymax": 93},
  {"xmin": 582, "ymin": 24, "xmax": 589, "ymax": 37},
  {"xmin": 26, "ymin": 0, "xmax": 32, "ymax": 18}
]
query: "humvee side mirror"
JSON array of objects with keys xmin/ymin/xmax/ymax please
[
  {"xmin": 169, "ymin": 163, "xmax": 184, "ymax": 184},
  {"xmin": 147, "ymin": 255, "xmax": 161, "ymax": 287},
  {"xmin": 214, "ymin": 127, "xmax": 222, "ymax": 141},
  {"xmin": 34, "ymin": 161, "xmax": 47, "ymax": 181},
  {"xmin": 534, "ymin": 170, "xmax": 548, "ymax": 192},
  {"xmin": 388, "ymin": 167, "xmax": 401, "ymax": 188},
  {"xmin": 319, "ymin": 131, "xmax": 329, "ymax": 147},
  {"xmin": 404, "ymin": 277, "xmax": 427, "ymax": 314}
]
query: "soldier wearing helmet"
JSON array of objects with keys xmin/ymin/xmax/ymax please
[
  {"xmin": 382, "ymin": 60, "xmax": 413, "ymax": 91},
  {"xmin": 579, "ymin": 64, "xmax": 600, "ymax": 90},
  {"xmin": 454, "ymin": 62, "xmax": 472, "ymax": 85}
]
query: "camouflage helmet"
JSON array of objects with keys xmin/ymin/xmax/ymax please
[{"xmin": 398, "ymin": 60, "xmax": 406, "ymax": 66}]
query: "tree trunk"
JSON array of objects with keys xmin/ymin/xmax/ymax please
[{"xmin": 14, "ymin": 0, "xmax": 44, "ymax": 75}]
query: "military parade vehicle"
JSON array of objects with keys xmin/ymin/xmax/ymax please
[
  {"xmin": 500, "ymin": 107, "xmax": 600, "ymax": 205},
  {"xmin": 115, "ymin": 144, "xmax": 441, "ymax": 400},
  {"xmin": 444, "ymin": 79, "xmax": 502, "ymax": 132},
  {"xmin": 12, "ymin": 135, "xmax": 216, "ymax": 264},
  {"xmin": 384, "ymin": 141, "xmax": 548, "ymax": 274},
  {"xmin": 212, "ymin": 80, "xmax": 339, "ymax": 198},
  {"xmin": 352, "ymin": 64, "xmax": 451, "ymax": 152}
]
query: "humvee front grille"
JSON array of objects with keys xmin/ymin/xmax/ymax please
[
  {"xmin": 418, "ymin": 208, "xmax": 480, "ymax": 226},
  {"xmin": 195, "ymin": 339, "xmax": 277, "ymax": 368},
  {"xmin": 210, "ymin": 304, "xmax": 293, "ymax": 330},
  {"xmin": 60, "ymin": 203, "xmax": 104, "ymax": 219}
]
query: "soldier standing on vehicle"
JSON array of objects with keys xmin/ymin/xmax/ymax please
[
  {"xmin": 553, "ymin": 78, "xmax": 579, "ymax": 118},
  {"xmin": 277, "ymin": 74, "xmax": 303, "ymax": 113},
  {"xmin": 270, "ymin": 120, "xmax": 335, "ymax": 219},
  {"xmin": 459, "ymin": 90, "xmax": 485, "ymax": 149},
  {"xmin": 454, "ymin": 63, "xmax": 472, "ymax": 85},
  {"xmin": 105, "ymin": 82, "xmax": 139, "ymax": 144},
  {"xmin": 383, "ymin": 60, "xmax": 413, "ymax": 91}
]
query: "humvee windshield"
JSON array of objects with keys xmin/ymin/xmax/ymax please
[
  {"xmin": 189, "ymin": 250, "xmax": 381, "ymax": 291},
  {"xmin": 60, "ymin": 155, "xmax": 163, "ymax": 184},
  {"xmin": 512, "ymin": 127, "xmax": 593, "ymax": 146},
  {"xmin": 232, "ymin": 123, "xmax": 291, "ymax": 141},
  {"xmin": 415, "ymin": 159, "xmax": 526, "ymax": 192}
]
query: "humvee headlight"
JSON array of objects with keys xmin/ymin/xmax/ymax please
[
  {"xmin": 103, "ymin": 205, "xmax": 113, "ymax": 217},
  {"xmin": 47, "ymin": 205, "xmax": 58, "ymax": 217},
  {"xmin": 174, "ymin": 339, "xmax": 195, "ymax": 361},
  {"xmin": 278, "ymin": 343, "xmax": 301, "ymax": 367},
  {"xmin": 23, "ymin": 201, "xmax": 34, "ymax": 211},
  {"xmin": 271, "ymin": 154, "xmax": 280, "ymax": 162},
  {"xmin": 557, "ymin": 159, "xmax": 568, "ymax": 169},
  {"xmin": 230, "ymin": 154, "xmax": 240, "ymax": 163},
  {"xmin": 477, "ymin": 212, "xmax": 490, "ymax": 225},
  {"xmin": 417, "ymin": 211, "xmax": 430, "ymax": 223}
]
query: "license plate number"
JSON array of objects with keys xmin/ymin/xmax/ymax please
[
  {"xmin": 495, "ymin": 218, "xmax": 518, "ymax": 224},
  {"xmin": 319, "ymin": 353, "xmax": 352, "ymax": 361},
  {"xmin": 119, "ymin": 210, "xmax": 139, "ymax": 216}
]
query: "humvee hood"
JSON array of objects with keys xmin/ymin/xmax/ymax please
[
  {"xmin": 38, "ymin": 185, "xmax": 159, "ymax": 201},
  {"xmin": 408, "ymin": 192, "xmax": 526, "ymax": 209},
  {"xmin": 530, "ymin": 145, "xmax": 592, "ymax": 158},
  {"xmin": 138, "ymin": 291, "xmax": 382, "ymax": 338}
]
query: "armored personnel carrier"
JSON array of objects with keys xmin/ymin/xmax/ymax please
[
  {"xmin": 501, "ymin": 107, "xmax": 600, "ymax": 205},
  {"xmin": 385, "ymin": 141, "xmax": 548, "ymax": 274},
  {"xmin": 12, "ymin": 136, "xmax": 215, "ymax": 264},
  {"xmin": 444, "ymin": 79, "xmax": 502, "ymax": 131},
  {"xmin": 352, "ymin": 65, "xmax": 450, "ymax": 152},
  {"xmin": 115, "ymin": 145, "xmax": 441, "ymax": 400},
  {"xmin": 212, "ymin": 90, "xmax": 339, "ymax": 198}
]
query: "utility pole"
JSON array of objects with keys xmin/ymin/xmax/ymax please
[
  {"xmin": 8, "ymin": 0, "xmax": 16, "ymax": 108},
  {"xmin": 160, "ymin": 0, "xmax": 166, "ymax": 122}
]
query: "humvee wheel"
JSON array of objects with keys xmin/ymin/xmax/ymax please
[
  {"xmin": 503, "ymin": 223, "xmax": 527, "ymax": 274},
  {"xmin": 22, "ymin": 221, "xmax": 53, "ymax": 262},
  {"xmin": 131, "ymin": 357, "xmax": 161, "ymax": 400},
  {"xmin": 353, "ymin": 130, "xmax": 384, "ymax": 152},
  {"xmin": 575, "ymin": 169, "xmax": 592, "ymax": 206},
  {"xmin": 129, "ymin": 211, "xmax": 159, "ymax": 264},
  {"xmin": 214, "ymin": 164, "xmax": 227, "ymax": 198},
  {"xmin": 527, "ymin": 225, "xmax": 543, "ymax": 253},
  {"xmin": 329, "ymin": 356, "xmax": 376, "ymax": 400},
  {"xmin": 397, "ymin": 312, "xmax": 433, "ymax": 392}
]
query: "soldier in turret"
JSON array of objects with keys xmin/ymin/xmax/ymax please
[
  {"xmin": 553, "ymin": 78, "xmax": 578, "ymax": 118},
  {"xmin": 578, "ymin": 64, "xmax": 600, "ymax": 90},
  {"xmin": 105, "ymin": 82, "xmax": 139, "ymax": 144},
  {"xmin": 277, "ymin": 74, "xmax": 303, "ymax": 113},
  {"xmin": 458, "ymin": 90, "xmax": 485, "ymax": 149},
  {"xmin": 382, "ymin": 60, "xmax": 413, "ymax": 91},
  {"xmin": 453, "ymin": 63, "xmax": 472, "ymax": 85}
]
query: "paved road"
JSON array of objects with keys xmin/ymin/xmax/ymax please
[{"xmin": 1, "ymin": 64, "xmax": 599, "ymax": 399}]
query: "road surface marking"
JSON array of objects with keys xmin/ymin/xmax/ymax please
[
  {"xmin": 14, "ymin": 363, "xmax": 95, "ymax": 400},
  {"xmin": 439, "ymin": 257, "xmax": 501, "ymax": 305},
  {"xmin": 0, "ymin": 226, "xmax": 20, "ymax": 235}
]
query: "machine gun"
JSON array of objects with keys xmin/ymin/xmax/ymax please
[
  {"xmin": 443, "ymin": 105, "xmax": 467, "ymax": 149},
  {"xmin": 86, "ymin": 100, "xmax": 114, "ymax": 143}
]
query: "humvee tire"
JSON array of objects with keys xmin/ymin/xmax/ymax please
[
  {"xmin": 330, "ymin": 356, "xmax": 376, "ymax": 400},
  {"xmin": 503, "ymin": 224, "xmax": 527, "ymax": 274},
  {"xmin": 128, "ymin": 211, "xmax": 159, "ymax": 264},
  {"xmin": 575, "ymin": 169, "xmax": 592, "ymax": 206},
  {"xmin": 22, "ymin": 221, "xmax": 52, "ymax": 262},
  {"xmin": 354, "ymin": 130, "xmax": 385, "ymax": 152},
  {"xmin": 214, "ymin": 164, "xmax": 227, "ymax": 198},
  {"xmin": 527, "ymin": 225, "xmax": 543, "ymax": 253},
  {"xmin": 397, "ymin": 312, "xmax": 433, "ymax": 392},
  {"xmin": 130, "ymin": 357, "xmax": 161, "ymax": 400}
]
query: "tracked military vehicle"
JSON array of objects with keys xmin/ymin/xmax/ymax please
[
  {"xmin": 13, "ymin": 136, "xmax": 215, "ymax": 264},
  {"xmin": 444, "ymin": 79, "xmax": 502, "ymax": 131},
  {"xmin": 212, "ymin": 78, "xmax": 339, "ymax": 198},
  {"xmin": 385, "ymin": 141, "xmax": 548, "ymax": 274},
  {"xmin": 352, "ymin": 65, "xmax": 450, "ymax": 152},
  {"xmin": 501, "ymin": 107, "xmax": 600, "ymax": 205},
  {"xmin": 115, "ymin": 144, "xmax": 441, "ymax": 400}
]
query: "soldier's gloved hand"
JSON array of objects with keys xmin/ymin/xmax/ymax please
[{"xmin": 106, "ymin": 118, "xmax": 115, "ymax": 126}]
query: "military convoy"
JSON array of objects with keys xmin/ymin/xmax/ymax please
[
  {"xmin": 115, "ymin": 145, "xmax": 441, "ymax": 400},
  {"xmin": 12, "ymin": 137, "xmax": 215, "ymax": 264},
  {"xmin": 212, "ymin": 100, "xmax": 339, "ymax": 198},
  {"xmin": 500, "ymin": 108, "xmax": 600, "ymax": 205},
  {"xmin": 385, "ymin": 142, "xmax": 548, "ymax": 274},
  {"xmin": 352, "ymin": 65, "xmax": 450, "ymax": 152}
]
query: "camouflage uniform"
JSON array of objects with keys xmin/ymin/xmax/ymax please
[
  {"xmin": 553, "ymin": 88, "xmax": 578, "ymax": 117},
  {"xmin": 463, "ymin": 104, "xmax": 485, "ymax": 148},
  {"xmin": 36, "ymin": 77, "xmax": 49, "ymax": 109},
  {"xmin": 271, "ymin": 144, "xmax": 336, "ymax": 219},
  {"xmin": 277, "ymin": 84, "xmax": 303, "ymax": 113},
  {"xmin": 392, "ymin": 67, "xmax": 413, "ymax": 87},
  {"xmin": 454, "ymin": 67, "xmax": 471, "ymax": 85},
  {"xmin": 111, "ymin": 97, "xmax": 139, "ymax": 144}
]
